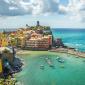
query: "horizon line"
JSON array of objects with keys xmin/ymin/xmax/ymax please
[{"xmin": 0, "ymin": 27, "xmax": 85, "ymax": 29}]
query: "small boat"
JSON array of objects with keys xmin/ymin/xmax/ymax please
[
  {"xmin": 48, "ymin": 61, "xmax": 53, "ymax": 67},
  {"xmin": 44, "ymin": 57, "xmax": 54, "ymax": 68},
  {"xmin": 60, "ymin": 65, "xmax": 65, "ymax": 68},
  {"xmin": 45, "ymin": 57, "xmax": 49, "ymax": 60},
  {"xmin": 57, "ymin": 58, "xmax": 64, "ymax": 63},
  {"xmin": 40, "ymin": 56, "xmax": 43, "ymax": 59},
  {"xmin": 40, "ymin": 65, "xmax": 44, "ymax": 69},
  {"xmin": 56, "ymin": 57, "xmax": 60, "ymax": 60}
]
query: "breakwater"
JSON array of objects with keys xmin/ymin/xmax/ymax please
[{"xmin": 49, "ymin": 48, "xmax": 85, "ymax": 58}]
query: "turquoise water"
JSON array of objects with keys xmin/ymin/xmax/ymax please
[
  {"xmin": 52, "ymin": 29, "xmax": 85, "ymax": 52},
  {"xmin": 16, "ymin": 52, "xmax": 85, "ymax": 85},
  {"xmin": 16, "ymin": 29, "xmax": 85, "ymax": 85}
]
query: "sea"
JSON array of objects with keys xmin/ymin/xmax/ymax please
[
  {"xmin": 52, "ymin": 28, "xmax": 85, "ymax": 52},
  {"xmin": 1, "ymin": 28, "xmax": 85, "ymax": 85}
]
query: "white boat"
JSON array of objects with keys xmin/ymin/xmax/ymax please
[
  {"xmin": 56, "ymin": 56, "xmax": 60, "ymax": 60},
  {"xmin": 40, "ymin": 65, "xmax": 44, "ymax": 69}
]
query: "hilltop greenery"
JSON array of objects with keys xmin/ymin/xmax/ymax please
[
  {"xmin": 26, "ymin": 25, "xmax": 52, "ymax": 35},
  {"xmin": 28, "ymin": 26, "xmax": 50, "ymax": 30}
]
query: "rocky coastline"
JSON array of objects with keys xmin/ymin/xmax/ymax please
[
  {"xmin": 49, "ymin": 38, "xmax": 85, "ymax": 58},
  {"xmin": 49, "ymin": 47, "xmax": 85, "ymax": 58}
]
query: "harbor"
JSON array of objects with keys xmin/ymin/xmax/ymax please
[{"xmin": 16, "ymin": 51, "xmax": 85, "ymax": 85}]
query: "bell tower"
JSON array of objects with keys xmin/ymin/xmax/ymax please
[{"xmin": 37, "ymin": 21, "xmax": 40, "ymax": 26}]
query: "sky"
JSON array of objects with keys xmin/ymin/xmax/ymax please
[{"xmin": 0, "ymin": 0, "xmax": 85, "ymax": 29}]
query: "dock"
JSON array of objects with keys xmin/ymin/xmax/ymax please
[{"xmin": 49, "ymin": 48, "xmax": 85, "ymax": 58}]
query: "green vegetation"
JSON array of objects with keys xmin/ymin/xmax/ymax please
[
  {"xmin": 29, "ymin": 26, "xmax": 52, "ymax": 35},
  {"xmin": 29, "ymin": 26, "xmax": 50, "ymax": 30},
  {"xmin": 0, "ymin": 77, "xmax": 17, "ymax": 85}
]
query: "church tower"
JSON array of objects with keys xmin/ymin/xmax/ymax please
[{"xmin": 37, "ymin": 21, "xmax": 40, "ymax": 26}]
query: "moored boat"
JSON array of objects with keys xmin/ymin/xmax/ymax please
[{"xmin": 40, "ymin": 65, "xmax": 44, "ymax": 69}]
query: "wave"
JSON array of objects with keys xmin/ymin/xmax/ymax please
[{"xmin": 64, "ymin": 43, "xmax": 85, "ymax": 48}]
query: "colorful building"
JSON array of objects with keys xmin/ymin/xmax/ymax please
[
  {"xmin": 15, "ymin": 25, "xmax": 53, "ymax": 50},
  {"xmin": 23, "ymin": 35, "xmax": 52, "ymax": 50},
  {"xmin": 0, "ymin": 59, "xmax": 3, "ymax": 74}
]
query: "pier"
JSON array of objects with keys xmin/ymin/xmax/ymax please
[{"xmin": 49, "ymin": 48, "xmax": 85, "ymax": 58}]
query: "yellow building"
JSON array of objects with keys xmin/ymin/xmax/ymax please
[
  {"xmin": 0, "ymin": 59, "xmax": 3, "ymax": 74},
  {"xmin": 16, "ymin": 37, "xmax": 26, "ymax": 48},
  {"xmin": 1, "ymin": 38, "xmax": 8, "ymax": 47}
]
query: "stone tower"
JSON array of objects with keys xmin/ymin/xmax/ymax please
[{"xmin": 37, "ymin": 21, "xmax": 40, "ymax": 26}]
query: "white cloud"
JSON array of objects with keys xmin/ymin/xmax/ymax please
[
  {"xmin": 4, "ymin": 0, "xmax": 10, "ymax": 4},
  {"xmin": 0, "ymin": 0, "xmax": 59, "ymax": 16},
  {"xmin": 59, "ymin": 0, "xmax": 85, "ymax": 22},
  {"xmin": 9, "ymin": 7, "xmax": 18, "ymax": 10},
  {"xmin": 59, "ymin": 5, "xmax": 68, "ymax": 14},
  {"xmin": 0, "ymin": 0, "xmax": 85, "ymax": 23}
]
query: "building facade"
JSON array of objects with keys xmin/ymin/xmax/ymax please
[{"xmin": 24, "ymin": 35, "xmax": 52, "ymax": 50}]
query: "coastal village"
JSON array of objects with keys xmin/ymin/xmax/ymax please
[
  {"xmin": 0, "ymin": 21, "xmax": 85, "ymax": 85},
  {"xmin": 0, "ymin": 21, "xmax": 54, "ymax": 85},
  {"xmin": 0, "ymin": 21, "xmax": 53, "ymax": 50}
]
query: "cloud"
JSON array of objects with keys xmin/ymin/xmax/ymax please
[
  {"xmin": 0, "ymin": 0, "xmax": 59, "ymax": 16},
  {"xmin": 0, "ymin": 0, "xmax": 29, "ymax": 16},
  {"xmin": 9, "ymin": 7, "xmax": 18, "ymax": 10},
  {"xmin": 0, "ymin": 0, "xmax": 85, "ymax": 23},
  {"xmin": 59, "ymin": 0, "xmax": 85, "ymax": 22},
  {"xmin": 58, "ymin": 5, "xmax": 68, "ymax": 14}
]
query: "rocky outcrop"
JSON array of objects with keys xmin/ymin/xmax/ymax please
[{"xmin": 55, "ymin": 38, "xmax": 65, "ymax": 48}]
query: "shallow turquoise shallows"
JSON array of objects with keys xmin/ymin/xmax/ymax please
[{"xmin": 16, "ymin": 52, "xmax": 85, "ymax": 85}]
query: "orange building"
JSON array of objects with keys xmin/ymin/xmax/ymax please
[{"xmin": 24, "ymin": 35, "xmax": 52, "ymax": 50}]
